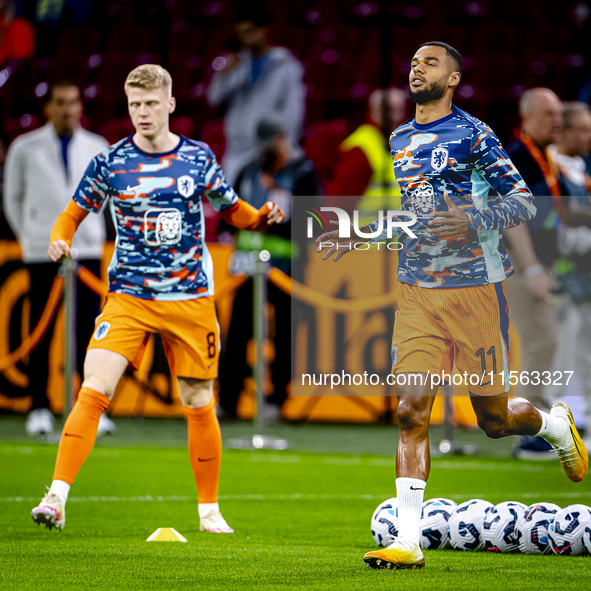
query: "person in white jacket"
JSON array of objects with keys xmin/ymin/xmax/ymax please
[
  {"xmin": 207, "ymin": 3, "xmax": 305, "ymax": 185},
  {"xmin": 3, "ymin": 81, "xmax": 115, "ymax": 436}
]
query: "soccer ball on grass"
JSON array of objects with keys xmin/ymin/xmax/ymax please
[
  {"xmin": 448, "ymin": 499, "xmax": 494, "ymax": 551},
  {"xmin": 420, "ymin": 499, "xmax": 455, "ymax": 550},
  {"xmin": 371, "ymin": 498, "xmax": 399, "ymax": 547},
  {"xmin": 516, "ymin": 502, "xmax": 561, "ymax": 555},
  {"xmin": 548, "ymin": 504, "xmax": 591, "ymax": 556},
  {"xmin": 482, "ymin": 501, "xmax": 528, "ymax": 553}
]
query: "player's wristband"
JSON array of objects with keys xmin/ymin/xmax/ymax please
[
  {"xmin": 220, "ymin": 200, "xmax": 284, "ymax": 231},
  {"xmin": 524, "ymin": 264, "xmax": 544, "ymax": 279}
]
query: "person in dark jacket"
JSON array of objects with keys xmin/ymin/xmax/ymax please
[{"xmin": 217, "ymin": 119, "xmax": 321, "ymax": 420}]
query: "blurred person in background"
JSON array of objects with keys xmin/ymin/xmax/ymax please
[
  {"xmin": 217, "ymin": 118, "xmax": 321, "ymax": 421},
  {"xmin": 504, "ymin": 87, "xmax": 563, "ymax": 460},
  {"xmin": 207, "ymin": 2, "xmax": 305, "ymax": 185},
  {"xmin": 0, "ymin": 132, "xmax": 7, "ymax": 208},
  {"xmin": 326, "ymin": 87, "xmax": 407, "ymax": 216},
  {"xmin": 3, "ymin": 81, "xmax": 115, "ymax": 437},
  {"xmin": 546, "ymin": 102, "xmax": 591, "ymax": 448},
  {"xmin": 0, "ymin": 0, "xmax": 35, "ymax": 64},
  {"xmin": 0, "ymin": 131, "xmax": 13, "ymax": 237}
]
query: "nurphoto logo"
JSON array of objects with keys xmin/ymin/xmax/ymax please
[{"xmin": 305, "ymin": 206, "xmax": 418, "ymax": 240}]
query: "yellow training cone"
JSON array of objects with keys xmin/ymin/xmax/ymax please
[{"xmin": 146, "ymin": 528, "xmax": 188, "ymax": 542}]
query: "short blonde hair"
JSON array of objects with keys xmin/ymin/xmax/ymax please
[{"xmin": 124, "ymin": 64, "xmax": 172, "ymax": 95}]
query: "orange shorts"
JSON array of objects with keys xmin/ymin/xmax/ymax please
[
  {"xmin": 391, "ymin": 282, "xmax": 510, "ymax": 396},
  {"xmin": 88, "ymin": 293, "xmax": 219, "ymax": 379}
]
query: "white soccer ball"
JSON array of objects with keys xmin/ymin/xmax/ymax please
[
  {"xmin": 482, "ymin": 501, "xmax": 528, "ymax": 553},
  {"xmin": 516, "ymin": 502, "xmax": 561, "ymax": 555},
  {"xmin": 548, "ymin": 504, "xmax": 591, "ymax": 556},
  {"xmin": 422, "ymin": 497, "xmax": 458, "ymax": 510},
  {"xmin": 420, "ymin": 500, "xmax": 454, "ymax": 550},
  {"xmin": 371, "ymin": 498, "xmax": 399, "ymax": 547},
  {"xmin": 448, "ymin": 499, "xmax": 494, "ymax": 551},
  {"xmin": 582, "ymin": 522, "xmax": 591, "ymax": 555}
]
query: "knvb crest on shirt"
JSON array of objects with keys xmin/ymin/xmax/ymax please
[
  {"xmin": 431, "ymin": 147, "xmax": 449, "ymax": 172},
  {"xmin": 178, "ymin": 175, "xmax": 195, "ymax": 197}
]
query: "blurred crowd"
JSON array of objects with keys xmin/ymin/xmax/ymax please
[{"xmin": 0, "ymin": 1, "xmax": 591, "ymax": 452}]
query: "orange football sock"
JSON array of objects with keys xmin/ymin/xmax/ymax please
[
  {"xmin": 185, "ymin": 399, "xmax": 222, "ymax": 504},
  {"xmin": 53, "ymin": 387, "xmax": 110, "ymax": 485}
]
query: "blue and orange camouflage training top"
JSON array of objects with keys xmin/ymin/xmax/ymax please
[
  {"xmin": 73, "ymin": 136, "xmax": 238, "ymax": 300},
  {"xmin": 369, "ymin": 106, "xmax": 536, "ymax": 288}
]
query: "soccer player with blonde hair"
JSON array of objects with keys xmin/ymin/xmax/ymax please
[{"xmin": 31, "ymin": 64, "xmax": 284, "ymax": 533}]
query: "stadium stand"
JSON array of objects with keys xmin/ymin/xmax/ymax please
[{"xmin": 0, "ymin": 0, "xmax": 588, "ymax": 161}]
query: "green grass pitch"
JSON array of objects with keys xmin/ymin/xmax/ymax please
[{"xmin": 1, "ymin": 433, "xmax": 590, "ymax": 590}]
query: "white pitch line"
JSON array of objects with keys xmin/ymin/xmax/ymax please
[
  {"xmin": 0, "ymin": 447, "xmax": 555, "ymax": 473},
  {"xmin": 246, "ymin": 455, "xmax": 547, "ymax": 472},
  {"xmin": 2, "ymin": 492, "xmax": 589, "ymax": 504},
  {"xmin": 429, "ymin": 461, "xmax": 546, "ymax": 473}
]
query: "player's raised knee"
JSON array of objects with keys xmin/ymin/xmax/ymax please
[{"xmin": 478, "ymin": 418, "xmax": 507, "ymax": 439}]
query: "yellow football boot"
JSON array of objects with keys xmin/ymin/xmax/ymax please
[
  {"xmin": 363, "ymin": 540, "xmax": 425, "ymax": 570},
  {"xmin": 550, "ymin": 403, "xmax": 588, "ymax": 483}
]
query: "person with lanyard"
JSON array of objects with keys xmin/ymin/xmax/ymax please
[
  {"xmin": 505, "ymin": 87, "xmax": 563, "ymax": 460},
  {"xmin": 546, "ymin": 102, "xmax": 591, "ymax": 450},
  {"xmin": 3, "ymin": 81, "xmax": 115, "ymax": 437}
]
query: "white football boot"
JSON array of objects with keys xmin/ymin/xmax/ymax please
[
  {"xmin": 200, "ymin": 509, "xmax": 234, "ymax": 533},
  {"xmin": 25, "ymin": 408, "xmax": 54, "ymax": 436},
  {"xmin": 31, "ymin": 488, "xmax": 65, "ymax": 531},
  {"xmin": 97, "ymin": 413, "xmax": 116, "ymax": 437}
]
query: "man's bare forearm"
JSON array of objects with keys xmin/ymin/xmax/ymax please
[
  {"xmin": 565, "ymin": 202, "xmax": 591, "ymax": 228},
  {"xmin": 504, "ymin": 224, "xmax": 540, "ymax": 269}
]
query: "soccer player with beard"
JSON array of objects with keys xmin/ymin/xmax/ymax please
[{"xmin": 317, "ymin": 42, "xmax": 588, "ymax": 570}]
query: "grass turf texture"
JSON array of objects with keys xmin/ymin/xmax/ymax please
[{"xmin": 1, "ymin": 438, "xmax": 590, "ymax": 590}]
